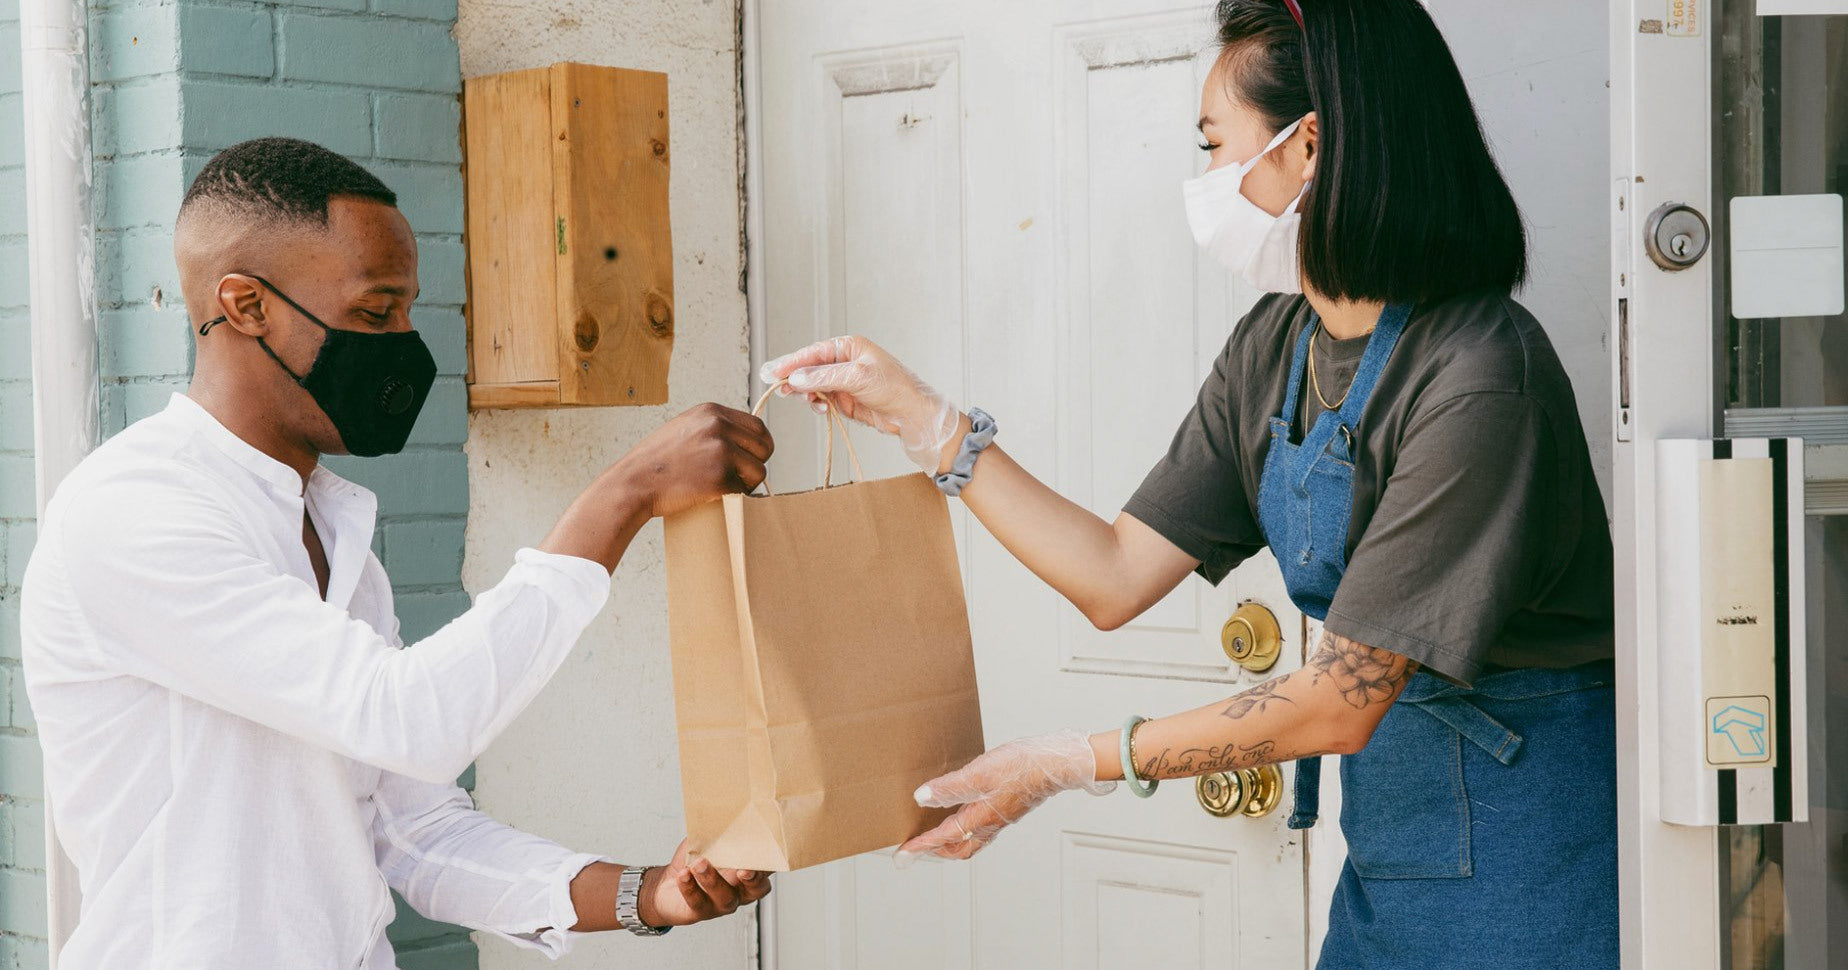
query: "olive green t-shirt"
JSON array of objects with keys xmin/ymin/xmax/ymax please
[{"xmin": 1123, "ymin": 292, "xmax": 1614, "ymax": 686}]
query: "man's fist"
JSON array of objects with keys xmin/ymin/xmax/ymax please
[
  {"xmin": 615, "ymin": 403, "xmax": 774, "ymax": 519},
  {"xmin": 638, "ymin": 839, "xmax": 774, "ymax": 927}
]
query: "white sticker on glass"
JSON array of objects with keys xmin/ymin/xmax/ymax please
[{"xmin": 1730, "ymin": 194, "xmax": 1845, "ymax": 320}]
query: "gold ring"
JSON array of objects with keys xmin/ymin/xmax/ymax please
[{"xmin": 952, "ymin": 816, "xmax": 971, "ymax": 841}]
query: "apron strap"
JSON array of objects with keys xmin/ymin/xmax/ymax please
[
  {"xmin": 1283, "ymin": 688, "xmax": 1525, "ymax": 831},
  {"xmin": 1415, "ymin": 695, "xmax": 1526, "ymax": 766},
  {"xmin": 1288, "ymin": 755, "xmax": 1323, "ymax": 830},
  {"xmin": 1332, "ymin": 303, "xmax": 1414, "ymax": 428}
]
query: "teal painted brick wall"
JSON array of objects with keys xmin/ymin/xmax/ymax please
[
  {"xmin": 0, "ymin": 0, "xmax": 474, "ymax": 966},
  {"xmin": 0, "ymin": 0, "xmax": 47, "ymax": 962}
]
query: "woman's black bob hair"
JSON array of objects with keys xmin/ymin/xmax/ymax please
[{"xmin": 1215, "ymin": 0, "xmax": 1527, "ymax": 304}]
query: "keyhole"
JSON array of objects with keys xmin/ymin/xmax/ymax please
[{"xmin": 1670, "ymin": 233, "xmax": 1693, "ymax": 258}]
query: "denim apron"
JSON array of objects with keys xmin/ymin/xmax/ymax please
[{"xmin": 1256, "ymin": 305, "xmax": 1619, "ymax": 969}]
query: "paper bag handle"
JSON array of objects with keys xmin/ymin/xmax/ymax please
[{"xmin": 752, "ymin": 379, "xmax": 867, "ymax": 496}]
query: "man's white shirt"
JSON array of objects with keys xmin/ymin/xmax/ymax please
[{"xmin": 22, "ymin": 394, "xmax": 613, "ymax": 968}]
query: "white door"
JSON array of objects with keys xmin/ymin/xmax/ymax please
[
  {"xmin": 745, "ymin": 1, "xmax": 1618, "ymax": 967},
  {"xmin": 748, "ymin": 2, "xmax": 1309, "ymax": 967},
  {"xmin": 1612, "ymin": 1, "xmax": 1848, "ymax": 967}
]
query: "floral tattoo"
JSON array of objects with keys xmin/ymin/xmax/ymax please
[{"xmin": 1305, "ymin": 629, "xmax": 1418, "ymax": 709}]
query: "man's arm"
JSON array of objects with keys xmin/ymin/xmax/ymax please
[
  {"xmin": 59, "ymin": 405, "xmax": 771, "ymax": 784},
  {"xmin": 371, "ymin": 774, "xmax": 768, "ymax": 957}
]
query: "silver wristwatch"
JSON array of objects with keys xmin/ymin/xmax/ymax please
[{"xmin": 616, "ymin": 865, "xmax": 671, "ymax": 937}]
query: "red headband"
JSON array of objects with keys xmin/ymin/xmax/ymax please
[{"xmin": 1282, "ymin": 0, "xmax": 1305, "ymax": 30}]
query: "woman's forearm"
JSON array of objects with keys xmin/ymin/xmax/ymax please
[
  {"xmin": 1087, "ymin": 630, "xmax": 1419, "ymax": 781},
  {"xmin": 951, "ymin": 431, "xmax": 1199, "ymax": 629}
]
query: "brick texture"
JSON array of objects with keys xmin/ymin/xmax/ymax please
[
  {"xmin": 0, "ymin": 2, "xmax": 39, "ymax": 960},
  {"xmin": 0, "ymin": 1, "xmax": 473, "ymax": 965}
]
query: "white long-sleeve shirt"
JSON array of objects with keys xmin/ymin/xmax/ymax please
[{"xmin": 21, "ymin": 394, "xmax": 613, "ymax": 969}]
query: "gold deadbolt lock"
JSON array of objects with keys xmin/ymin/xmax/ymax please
[
  {"xmin": 1195, "ymin": 764, "xmax": 1284, "ymax": 819},
  {"xmin": 1221, "ymin": 602, "xmax": 1282, "ymax": 673}
]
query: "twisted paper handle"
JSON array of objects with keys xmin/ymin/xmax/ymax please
[{"xmin": 752, "ymin": 379, "xmax": 866, "ymax": 496}]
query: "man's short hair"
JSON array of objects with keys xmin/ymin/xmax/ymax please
[{"xmin": 179, "ymin": 137, "xmax": 397, "ymax": 227}]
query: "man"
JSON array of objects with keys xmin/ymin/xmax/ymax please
[{"xmin": 20, "ymin": 137, "xmax": 773, "ymax": 967}]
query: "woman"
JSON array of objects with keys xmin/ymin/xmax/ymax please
[{"xmin": 764, "ymin": 0, "xmax": 1617, "ymax": 966}]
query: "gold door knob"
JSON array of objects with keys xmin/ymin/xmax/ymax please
[
  {"xmin": 1238, "ymin": 764, "xmax": 1283, "ymax": 818},
  {"xmin": 1221, "ymin": 602, "xmax": 1282, "ymax": 673},
  {"xmin": 1195, "ymin": 765, "xmax": 1284, "ymax": 819},
  {"xmin": 1196, "ymin": 771, "xmax": 1247, "ymax": 817}
]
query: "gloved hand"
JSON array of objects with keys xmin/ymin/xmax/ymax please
[
  {"xmin": 759, "ymin": 335, "xmax": 962, "ymax": 474},
  {"xmin": 893, "ymin": 729, "xmax": 1115, "ymax": 866}
]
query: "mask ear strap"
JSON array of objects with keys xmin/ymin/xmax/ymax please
[
  {"xmin": 242, "ymin": 274, "xmax": 324, "ymax": 384},
  {"xmin": 248, "ymin": 274, "xmax": 334, "ymax": 334},
  {"xmin": 1261, "ymin": 116, "xmax": 1306, "ymax": 158},
  {"xmin": 256, "ymin": 335, "xmax": 310, "ymax": 385}
]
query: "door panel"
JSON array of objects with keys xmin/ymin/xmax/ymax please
[
  {"xmin": 1062, "ymin": 833, "xmax": 1239, "ymax": 970},
  {"xmin": 1052, "ymin": 13, "xmax": 1257, "ymax": 684}
]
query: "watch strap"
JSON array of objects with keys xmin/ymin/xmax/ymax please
[{"xmin": 616, "ymin": 865, "xmax": 671, "ymax": 937}]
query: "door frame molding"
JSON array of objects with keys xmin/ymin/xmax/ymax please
[
  {"xmin": 740, "ymin": 2, "xmax": 773, "ymax": 966},
  {"xmin": 1609, "ymin": 1, "xmax": 1726, "ymax": 966}
]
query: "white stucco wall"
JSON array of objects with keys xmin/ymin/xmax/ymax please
[{"xmin": 454, "ymin": 2, "xmax": 752, "ymax": 968}]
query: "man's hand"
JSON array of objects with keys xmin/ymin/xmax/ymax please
[
  {"xmin": 539, "ymin": 403, "xmax": 774, "ymax": 572},
  {"xmin": 613, "ymin": 403, "xmax": 774, "ymax": 519},
  {"xmin": 637, "ymin": 839, "xmax": 773, "ymax": 927}
]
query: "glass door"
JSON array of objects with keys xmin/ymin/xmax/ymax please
[
  {"xmin": 1613, "ymin": 2, "xmax": 1846, "ymax": 968},
  {"xmin": 1708, "ymin": 6, "xmax": 1847, "ymax": 969}
]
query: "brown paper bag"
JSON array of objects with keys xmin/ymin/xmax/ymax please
[{"xmin": 664, "ymin": 400, "xmax": 985, "ymax": 871}]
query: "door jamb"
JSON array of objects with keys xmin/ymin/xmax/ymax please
[
  {"xmin": 740, "ymin": 1, "xmax": 775, "ymax": 966},
  {"xmin": 1609, "ymin": 1, "xmax": 1726, "ymax": 967}
]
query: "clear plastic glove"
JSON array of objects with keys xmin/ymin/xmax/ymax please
[
  {"xmin": 892, "ymin": 729, "xmax": 1115, "ymax": 866},
  {"xmin": 759, "ymin": 335, "xmax": 962, "ymax": 474}
]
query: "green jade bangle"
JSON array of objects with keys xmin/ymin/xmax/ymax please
[{"xmin": 1120, "ymin": 715, "xmax": 1159, "ymax": 798}]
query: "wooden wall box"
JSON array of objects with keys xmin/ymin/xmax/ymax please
[{"xmin": 464, "ymin": 62, "xmax": 673, "ymax": 409}]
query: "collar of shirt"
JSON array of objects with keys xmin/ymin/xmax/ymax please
[{"xmin": 165, "ymin": 393, "xmax": 380, "ymax": 609}]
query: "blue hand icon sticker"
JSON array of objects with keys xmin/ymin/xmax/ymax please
[{"xmin": 1711, "ymin": 704, "xmax": 1767, "ymax": 759}]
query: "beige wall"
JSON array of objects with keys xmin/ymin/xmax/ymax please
[{"xmin": 454, "ymin": 2, "xmax": 752, "ymax": 967}]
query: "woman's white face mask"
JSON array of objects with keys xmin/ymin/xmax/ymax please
[{"xmin": 1182, "ymin": 116, "xmax": 1308, "ymax": 294}]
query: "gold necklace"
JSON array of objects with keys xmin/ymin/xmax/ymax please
[{"xmin": 1307, "ymin": 322, "xmax": 1351, "ymax": 411}]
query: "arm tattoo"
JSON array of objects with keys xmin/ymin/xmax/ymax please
[
  {"xmin": 1140, "ymin": 738, "xmax": 1287, "ymax": 779},
  {"xmin": 1219, "ymin": 677, "xmax": 1294, "ymax": 720},
  {"xmin": 1133, "ymin": 631, "xmax": 1416, "ymax": 781},
  {"xmin": 1305, "ymin": 630, "xmax": 1417, "ymax": 709}
]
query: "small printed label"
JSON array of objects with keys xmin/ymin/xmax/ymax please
[
  {"xmin": 1666, "ymin": 0, "xmax": 1700, "ymax": 36},
  {"xmin": 1707, "ymin": 696, "xmax": 1774, "ymax": 766}
]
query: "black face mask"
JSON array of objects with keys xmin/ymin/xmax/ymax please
[{"xmin": 203, "ymin": 275, "xmax": 438, "ymax": 457}]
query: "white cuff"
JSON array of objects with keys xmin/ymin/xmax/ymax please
[{"xmin": 500, "ymin": 852, "xmax": 612, "ymax": 959}]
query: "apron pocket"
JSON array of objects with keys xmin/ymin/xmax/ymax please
[{"xmin": 1338, "ymin": 704, "xmax": 1472, "ymax": 879}]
